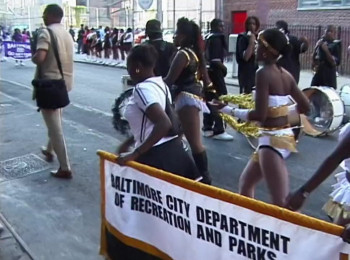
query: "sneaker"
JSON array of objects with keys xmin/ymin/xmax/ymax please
[
  {"xmin": 202, "ymin": 130, "xmax": 214, "ymax": 137},
  {"xmin": 213, "ymin": 132, "xmax": 234, "ymax": 141},
  {"xmin": 20, "ymin": 62, "xmax": 24, "ymax": 66},
  {"xmin": 15, "ymin": 62, "xmax": 19, "ymax": 67}
]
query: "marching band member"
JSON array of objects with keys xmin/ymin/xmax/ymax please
[
  {"xmin": 212, "ymin": 29, "xmax": 310, "ymax": 206},
  {"xmin": 164, "ymin": 17, "xmax": 212, "ymax": 184},
  {"xmin": 287, "ymin": 123, "xmax": 350, "ymax": 224},
  {"xmin": 236, "ymin": 16, "xmax": 260, "ymax": 94}
]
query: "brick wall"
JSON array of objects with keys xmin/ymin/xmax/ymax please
[{"xmin": 223, "ymin": 0, "xmax": 350, "ymax": 28}]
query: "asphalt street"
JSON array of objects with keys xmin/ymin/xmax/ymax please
[{"xmin": 0, "ymin": 60, "xmax": 341, "ymax": 259}]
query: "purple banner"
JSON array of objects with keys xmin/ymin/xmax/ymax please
[{"xmin": 3, "ymin": 41, "xmax": 32, "ymax": 60}]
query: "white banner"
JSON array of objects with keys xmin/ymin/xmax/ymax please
[{"xmin": 103, "ymin": 159, "xmax": 350, "ymax": 260}]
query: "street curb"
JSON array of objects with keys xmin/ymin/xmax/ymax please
[
  {"xmin": 0, "ymin": 212, "xmax": 36, "ymax": 260},
  {"xmin": 74, "ymin": 59, "xmax": 239, "ymax": 87}
]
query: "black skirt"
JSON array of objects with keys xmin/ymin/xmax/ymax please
[{"xmin": 136, "ymin": 137, "xmax": 200, "ymax": 180}]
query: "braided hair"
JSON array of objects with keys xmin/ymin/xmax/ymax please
[{"xmin": 176, "ymin": 17, "xmax": 204, "ymax": 63}]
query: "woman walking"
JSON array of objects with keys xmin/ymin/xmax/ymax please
[{"xmin": 164, "ymin": 17, "xmax": 213, "ymax": 184}]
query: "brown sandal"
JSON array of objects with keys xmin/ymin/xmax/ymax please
[
  {"xmin": 41, "ymin": 147, "xmax": 54, "ymax": 162},
  {"xmin": 50, "ymin": 168, "xmax": 72, "ymax": 179}
]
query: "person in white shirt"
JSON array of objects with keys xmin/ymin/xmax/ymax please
[{"xmin": 116, "ymin": 44, "xmax": 200, "ymax": 181}]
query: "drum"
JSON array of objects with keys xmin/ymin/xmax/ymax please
[
  {"xmin": 339, "ymin": 84, "xmax": 350, "ymax": 123},
  {"xmin": 246, "ymin": 98, "xmax": 302, "ymax": 151},
  {"xmin": 112, "ymin": 75, "xmax": 135, "ymax": 136},
  {"xmin": 121, "ymin": 75, "xmax": 134, "ymax": 91},
  {"xmin": 302, "ymin": 86, "xmax": 344, "ymax": 136}
]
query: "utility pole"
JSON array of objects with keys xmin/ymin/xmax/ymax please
[
  {"xmin": 156, "ymin": 0, "xmax": 162, "ymax": 24},
  {"xmin": 132, "ymin": 0, "xmax": 135, "ymax": 46},
  {"xmin": 199, "ymin": 0, "xmax": 202, "ymax": 31}
]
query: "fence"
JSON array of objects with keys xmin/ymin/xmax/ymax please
[{"xmin": 227, "ymin": 24, "xmax": 350, "ymax": 76}]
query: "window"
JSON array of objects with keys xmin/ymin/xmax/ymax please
[{"xmin": 298, "ymin": 0, "xmax": 350, "ymax": 9}]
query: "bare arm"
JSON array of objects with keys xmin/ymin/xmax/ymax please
[
  {"xmin": 289, "ymin": 79, "xmax": 310, "ymax": 114},
  {"xmin": 164, "ymin": 51, "xmax": 188, "ymax": 86},
  {"xmin": 299, "ymin": 36, "xmax": 309, "ymax": 53},
  {"xmin": 247, "ymin": 68, "xmax": 269, "ymax": 122},
  {"xmin": 243, "ymin": 33, "xmax": 256, "ymax": 62},
  {"xmin": 198, "ymin": 52, "xmax": 212, "ymax": 87},
  {"xmin": 321, "ymin": 42, "xmax": 337, "ymax": 67},
  {"xmin": 32, "ymin": 49, "xmax": 47, "ymax": 64},
  {"xmin": 117, "ymin": 103, "xmax": 172, "ymax": 164},
  {"xmin": 135, "ymin": 103, "xmax": 172, "ymax": 154}
]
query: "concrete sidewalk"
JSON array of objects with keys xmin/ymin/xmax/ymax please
[
  {"xmin": 0, "ymin": 213, "xmax": 34, "ymax": 260},
  {"xmin": 73, "ymin": 53, "xmax": 350, "ymax": 91}
]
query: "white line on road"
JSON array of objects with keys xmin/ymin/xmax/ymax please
[
  {"xmin": 0, "ymin": 90, "xmax": 119, "ymax": 144},
  {"xmin": 0, "ymin": 78, "xmax": 113, "ymax": 117}
]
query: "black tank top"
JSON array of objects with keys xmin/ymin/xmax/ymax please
[{"xmin": 174, "ymin": 47, "xmax": 199, "ymax": 86}]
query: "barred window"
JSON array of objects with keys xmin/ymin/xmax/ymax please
[{"xmin": 298, "ymin": 0, "xmax": 350, "ymax": 8}]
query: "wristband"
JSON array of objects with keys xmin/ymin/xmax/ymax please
[
  {"xmin": 233, "ymin": 109, "xmax": 249, "ymax": 121},
  {"xmin": 219, "ymin": 106, "xmax": 235, "ymax": 115}
]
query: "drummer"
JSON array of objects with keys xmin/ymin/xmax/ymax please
[{"xmin": 212, "ymin": 29, "xmax": 310, "ymax": 207}]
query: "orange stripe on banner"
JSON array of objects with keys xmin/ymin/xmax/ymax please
[
  {"xmin": 99, "ymin": 157, "xmax": 108, "ymax": 257},
  {"xmin": 340, "ymin": 253, "xmax": 349, "ymax": 260},
  {"xmin": 97, "ymin": 150, "xmax": 344, "ymax": 238},
  {"xmin": 104, "ymin": 219, "xmax": 173, "ymax": 260}
]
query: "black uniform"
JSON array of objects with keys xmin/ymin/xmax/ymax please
[
  {"xmin": 236, "ymin": 32, "xmax": 258, "ymax": 94},
  {"xmin": 203, "ymin": 32, "xmax": 228, "ymax": 135},
  {"xmin": 277, "ymin": 34, "xmax": 307, "ymax": 83},
  {"xmin": 311, "ymin": 39, "xmax": 341, "ymax": 89}
]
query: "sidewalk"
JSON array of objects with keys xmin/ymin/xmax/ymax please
[
  {"xmin": 0, "ymin": 213, "xmax": 34, "ymax": 260},
  {"xmin": 73, "ymin": 54, "xmax": 350, "ymax": 91}
]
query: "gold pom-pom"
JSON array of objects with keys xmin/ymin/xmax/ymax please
[
  {"xmin": 220, "ymin": 113, "xmax": 260, "ymax": 138},
  {"xmin": 219, "ymin": 94, "xmax": 255, "ymax": 109}
]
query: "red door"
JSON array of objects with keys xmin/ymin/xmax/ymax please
[{"xmin": 231, "ymin": 11, "xmax": 247, "ymax": 34}]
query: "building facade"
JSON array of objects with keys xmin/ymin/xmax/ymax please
[{"xmin": 222, "ymin": 0, "xmax": 350, "ymax": 34}]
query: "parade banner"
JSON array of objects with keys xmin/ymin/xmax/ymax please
[
  {"xmin": 3, "ymin": 41, "xmax": 32, "ymax": 60},
  {"xmin": 98, "ymin": 151, "xmax": 350, "ymax": 260}
]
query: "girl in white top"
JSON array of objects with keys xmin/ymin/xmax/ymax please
[
  {"xmin": 116, "ymin": 44, "xmax": 199, "ymax": 180},
  {"xmin": 213, "ymin": 29, "xmax": 309, "ymax": 207}
]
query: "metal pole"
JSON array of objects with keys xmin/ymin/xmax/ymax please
[
  {"xmin": 132, "ymin": 0, "xmax": 135, "ymax": 46},
  {"xmin": 157, "ymin": 0, "xmax": 163, "ymax": 24},
  {"xmin": 199, "ymin": 0, "xmax": 202, "ymax": 31},
  {"xmin": 87, "ymin": 0, "xmax": 90, "ymax": 26}
]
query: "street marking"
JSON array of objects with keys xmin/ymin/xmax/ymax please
[{"xmin": 0, "ymin": 78, "xmax": 113, "ymax": 117}]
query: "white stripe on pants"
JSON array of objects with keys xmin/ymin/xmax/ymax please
[{"xmin": 41, "ymin": 108, "xmax": 70, "ymax": 171}]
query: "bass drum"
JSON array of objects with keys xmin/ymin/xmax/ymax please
[
  {"xmin": 301, "ymin": 86, "xmax": 344, "ymax": 136},
  {"xmin": 246, "ymin": 98, "xmax": 302, "ymax": 151},
  {"xmin": 339, "ymin": 84, "xmax": 350, "ymax": 123},
  {"xmin": 112, "ymin": 75, "xmax": 134, "ymax": 136}
]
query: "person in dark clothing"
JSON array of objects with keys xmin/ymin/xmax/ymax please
[
  {"xmin": 144, "ymin": 19, "xmax": 177, "ymax": 78},
  {"xmin": 76, "ymin": 24, "xmax": 84, "ymax": 54},
  {"xmin": 202, "ymin": 18, "xmax": 233, "ymax": 140},
  {"xmin": 69, "ymin": 25, "xmax": 75, "ymax": 41},
  {"xmin": 276, "ymin": 20, "xmax": 309, "ymax": 84},
  {"xmin": 311, "ymin": 25, "xmax": 341, "ymax": 89},
  {"xmin": 236, "ymin": 16, "xmax": 260, "ymax": 94}
]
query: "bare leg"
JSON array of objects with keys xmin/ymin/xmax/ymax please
[
  {"xmin": 177, "ymin": 106, "xmax": 204, "ymax": 154},
  {"xmin": 259, "ymin": 148, "xmax": 289, "ymax": 207},
  {"xmin": 239, "ymin": 158, "xmax": 263, "ymax": 198},
  {"xmin": 178, "ymin": 106, "xmax": 211, "ymax": 183}
]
